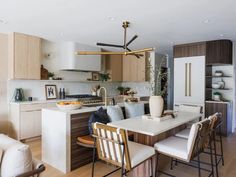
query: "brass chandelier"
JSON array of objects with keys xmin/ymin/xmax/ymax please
[{"xmin": 76, "ymin": 21, "xmax": 154, "ymax": 58}]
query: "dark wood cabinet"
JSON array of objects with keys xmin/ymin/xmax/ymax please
[
  {"xmin": 174, "ymin": 42, "xmax": 206, "ymax": 58},
  {"xmin": 205, "ymin": 102, "xmax": 232, "ymax": 136},
  {"xmin": 174, "ymin": 40, "xmax": 232, "ymax": 65},
  {"xmin": 206, "ymin": 40, "xmax": 232, "ymax": 65}
]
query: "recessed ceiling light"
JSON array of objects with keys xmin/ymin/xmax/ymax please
[
  {"xmin": 0, "ymin": 18, "xmax": 8, "ymax": 24},
  {"xmin": 108, "ymin": 16, "xmax": 116, "ymax": 21},
  {"xmin": 203, "ymin": 19, "xmax": 210, "ymax": 24}
]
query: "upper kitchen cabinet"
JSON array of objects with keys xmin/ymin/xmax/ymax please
[
  {"xmin": 174, "ymin": 40, "xmax": 232, "ymax": 65},
  {"xmin": 8, "ymin": 33, "xmax": 42, "ymax": 80},
  {"xmin": 173, "ymin": 42, "xmax": 206, "ymax": 58},
  {"xmin": 105, "ymin": 54, "xmax": 123, "ymax": 81},
  {"xmin": 123, "ymin": 52, "xmax": 147, "ymax": 82},
  {"xmin": 206, "ymin": 40, "xmax": 232, "ymax": 65}
]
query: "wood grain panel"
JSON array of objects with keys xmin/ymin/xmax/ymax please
[
  {"xmin": 205, "ymin": 102, "xmax": 231, "ymax": 136},
  {"xmin": 174, "ymin": 42, "xmax": 206, "ymax": 58},
  {"xmin": 105, "ymin": 54, "xmax": 123, "ymax": 81},
  {"xmin": 206, "ymin": 40, "xmax": 232, "ymax": 65},
  {"xmin": 14, "ymin": 33, "xmax": 28, "ymax": 79},
  {"xmin": 70, "ymin": 112, "xmax": 95, "ymax": 170},
  {"xmin": 28, "ymin": 36, "xmax": 41, "ymax": 80}
]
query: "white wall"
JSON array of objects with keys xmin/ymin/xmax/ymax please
[
  {"xmin": 8, "ymin": 80, "xmax": 120, "ymax": 102},
  {"xmin": 0, "ymin": 34, "xmax": 8, "ymax": 134}
]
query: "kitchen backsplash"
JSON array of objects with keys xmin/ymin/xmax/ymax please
[{"xmin": 8, "ymin": 80, "xmax": 151, "ymax": 102}]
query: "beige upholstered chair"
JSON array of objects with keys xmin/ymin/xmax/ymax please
[
  {"xmin": 0, "ymin": 134, "xmax": 45, "ymax": 177},
  {"xmin": 154, "ymin": 119, "xmax": 214, "ymax": 177},
  {"xmin": 92, "ymin": 123, "xmax": 155, "ymax": 177}
]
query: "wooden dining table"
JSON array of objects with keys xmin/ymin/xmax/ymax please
[{"xmin": 108, "ymin": 111, "xmax": 202, "ymax": 177}]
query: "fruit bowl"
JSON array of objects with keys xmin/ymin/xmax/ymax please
[{"xmin": 56, "ymin": 101, "xmax": 83, "ymax": 110}]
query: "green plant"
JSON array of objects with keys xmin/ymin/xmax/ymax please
[
  {"xmin": 100, "ymin": 73, "xmax": 111, "ymax": 82},
  {"xmin": 147, "ymin": 56, "xmax": 168, "ymax": 96},
  {"xmin": 213, "ymin": 92, "xmax": 221, "ymax": 95},
  {"xmin": 48, "ymin": 72, "xmax": 55, "ymax": 78}
]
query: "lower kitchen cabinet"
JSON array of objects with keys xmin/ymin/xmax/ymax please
[
  {"xmin": 9, "ymin": 103, "xmax": 47, "ymax": 140},
  {"xmin": 205, "ymin": 101, "xmax": 232, "ymax": 136}
]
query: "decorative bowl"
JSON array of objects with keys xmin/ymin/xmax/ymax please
[
  {"xmin": 214, "ymin": 71, "xmax": 223, "ymax": 77},
  {"xmin": 56, "ymin": 101, "xmax": 83, "ymax": 110},
  {"xmin": 212, "ymin": 83, "xmax": 221, "ymax": 89}
]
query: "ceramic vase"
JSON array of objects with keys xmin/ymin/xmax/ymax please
[{"xmin": 149, "ymin": 96, "xmax": 164, "ymax": 117}]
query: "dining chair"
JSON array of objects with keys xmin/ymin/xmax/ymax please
[
  {"xmin": 92, "ymin": 122, "xmax": 156, "ymax": 177},
  {"xmin": 175, "ymin": 104, "xmax": 202, "ymax": 139},
  {"xmin": 154, "ymin": 119, "xmax": 214, "ymax": 177}
]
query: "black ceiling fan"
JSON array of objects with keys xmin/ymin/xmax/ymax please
[{"xmin": 76, "ymin": 21, "xmax": 154, "ymax": 57}]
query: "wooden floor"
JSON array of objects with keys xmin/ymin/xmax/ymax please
[{"xmin": 27, "ymin": 133, "xmax": 236, "ymax": 177}]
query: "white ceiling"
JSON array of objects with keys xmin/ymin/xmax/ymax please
[{"xmin": 0, "ymin": 0, "xmax": 236, "ymax": 54}]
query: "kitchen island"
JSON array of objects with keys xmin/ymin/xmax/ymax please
[{"xmin": 41, "ymin": 102, "xmax": 149, "ymax": 173}]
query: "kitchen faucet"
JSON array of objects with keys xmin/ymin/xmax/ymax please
[{"xmin": 98, "ymin": 87, "xmax": 107, "ymax": 106}]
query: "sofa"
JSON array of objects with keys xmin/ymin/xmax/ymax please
[{"xmin": 0, "ymin": 134, "xmax": 45, "ymax": 177}]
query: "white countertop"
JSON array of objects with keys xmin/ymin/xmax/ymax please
[
  {"xmin": 10, "ymin": 98, "xmax": 77, "ymax": 105},
  {"xmin": 108, "ymin": 112, "xmax": 202, "ymax": 136},
  {"xmin": 42, "ymin": 101, "xmax": 149, "ymax": 115}
]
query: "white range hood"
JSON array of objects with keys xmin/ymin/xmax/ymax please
[{"xmin": 59, "ymin": 42, "xmax": 101, "ymax": 72}]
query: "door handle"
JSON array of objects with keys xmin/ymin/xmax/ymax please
[
  {"xmin": 189, "ymin": 63, "xmax": 191, "ymax": 97},
  {"xmin": 185, "ymin": 63, "xmax": 188, "ymax": 96}
]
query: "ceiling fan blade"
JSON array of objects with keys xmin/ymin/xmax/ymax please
[
  {"xmin": 96, "ymin": 43, "xmax": 123, "ymax": 48},
  {"xmin": 126, "ymin": 35, "xmax": 138, "ymax": 46},
  {"xmin": 126, "ymin": 47, "xmax": 142, "ymax": 58},
  {"xmin": 125, "ymin": 47, "xmax": 154, "ymax": 55}
]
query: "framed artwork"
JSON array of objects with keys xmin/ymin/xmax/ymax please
[
  {"xmin": 45, "ymin": 85, "xmax": 57, "ymax": 100},
  {"xmin": 92, "ymin": 72, "xmax": 100, "ymax": 81}
]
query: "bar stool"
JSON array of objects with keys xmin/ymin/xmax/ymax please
[
  {"xmin": 175, "ymin": 113, "xmax": 224, "ymax": 177},
  {"xmin": 154, "ymin": 119, "xmax": 214, "ymax": 177},
  {"xmin": 175, "ymin": 104, "xmax": 202, "ymax": 139},
  {"xmin": 92, "ymin": 122, "xmax": 156, "ymax": 177},
  {"xmin": 77, "ymin": 135, "xmax": 96, "ymax": 177}
]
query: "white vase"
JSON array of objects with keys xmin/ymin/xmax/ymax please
[{"xmin": 149, "ymin": 96, "xmax": 164, "ymax": 117}]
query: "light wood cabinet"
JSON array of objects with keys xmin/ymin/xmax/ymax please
[
  {"xmin": 105, "ymin": 54, "xmax": 123, "ymax": 81},
  {"xmin": 8, "ymin": 32, "xmax": 42, "ymax": 80},
  {"xmin": 122, "ymin": 52, "xmax": 147, "ymax": 82},
  {"xmin": 9, "ymin": 103, "xmax": 46, "ymax": 140}
]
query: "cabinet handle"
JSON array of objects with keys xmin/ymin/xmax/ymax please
[
  {"xmin": 189, "ymin": 63, "xmax": 191, "ymax": 97},
  {"xmin": 185, "ymin": 63, "xmax": 188, "ymax": 96}
]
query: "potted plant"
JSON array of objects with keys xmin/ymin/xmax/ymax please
[
  {"xmin": 213, "ymin": 92, "xmax": 221, "ymax": 101},
  {"xmin": 117, "ymin": 86, "xmax": 125, "ymax": 95},
  {"xmin": 48, "ymin": 72, "xmax": 55, "ymax": 80},
  {"xmin": 148, "ymin": 57, "xmax": 168, "ymax": 117},
  {"xmin": 100, "ymin": 73, "xmax": 111, "ymax": 82}
]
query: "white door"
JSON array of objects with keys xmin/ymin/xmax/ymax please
[{"xmin": 174, "ymin": 56, "xmax": 205, "ymax": 105}]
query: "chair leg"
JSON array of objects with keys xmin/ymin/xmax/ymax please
[
  {"xmin": 209, "ymin": 136, "xmax": 215, "ymax": 177},
  {"xmin": 91, "ymin": 138, "xmax": 96, "ymax": 177},
  {"xmin": 170, "ymin": 157, "xmax": 173, "ymax": 170},
  {"xmin": 213, "ymin": 133, "xmax": 219, "ymax": 177},
  {"xmin": 197, "ymin": 153, "xmax": 201, "ymax": 177},
  {"xmin": 121, "ymin": 146, "xmax": 125, "ymax": 177},
  {"xmin": 219, "ymin": 126, "xmax": 224, "ymax": 166},
  {"xmin": 155, "ymin": 153, "xmax": 159, "ymax": 177}
]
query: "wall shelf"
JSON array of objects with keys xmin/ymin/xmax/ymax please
[
  {"xmin": 206, "ymin": 75, "xmax": 232, "ymax": 78},
  {"xmin": 206, "ymin": 88, "xmax": 232, "ymax": 91}
]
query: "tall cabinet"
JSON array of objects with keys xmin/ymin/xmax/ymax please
[
  {"xmin": 174, "ymin": 56, "xmax": 205, "ymax": 106},
  {"xmin": 174, "ymin": 40, "xmax": 233, "ymax": 136},
  {"xmin": 8, "ymin": 32, "xmax": 42, "ymax": 80}
]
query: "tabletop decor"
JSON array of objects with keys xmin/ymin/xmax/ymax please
[
  {"xmin": 45, "ymin": 85, "xmax": 57, "ymax": 100},
  {"xmin": 148, "ymin": 57, "xmax": 168, "ymax": 117}
]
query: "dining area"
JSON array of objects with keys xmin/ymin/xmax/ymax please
[{"xmin": 74, "ymin": 103, "xmax": 224, "ymax": 177}]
